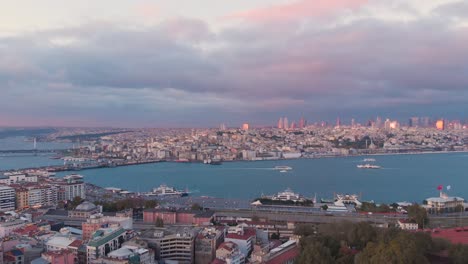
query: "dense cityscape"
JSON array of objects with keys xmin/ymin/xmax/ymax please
[
  {"xmin": 0, "ymin": 120, "xmax": 467, "ymax": 263},
  {"xmin": 2, "ymin": 0, "xmax": 468, "ymax": 263}
]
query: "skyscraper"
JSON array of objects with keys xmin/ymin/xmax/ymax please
[
  {"xmin": 336, "ymin": 117, "xmax": 341, "ymax": 127},
  {"xmin": 409, "ymin": 117, "xmax": 419, "ymax": 127},
  {"xmin": 436, "ymin": 120, "xmax": 444, "ymax": 130},
  {"xmin": 278, "ymin": 117, "xmax": 283, "ymax": 129},
  {"xmin": 283, "ymin": 117, "xmax": 289, "ymax": 130},
  {"xmin": 299, "ymin": 117, "xmax": 305, "ymax": 129}
]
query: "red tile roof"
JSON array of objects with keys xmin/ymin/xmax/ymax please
[
  {"xmin": 431, "ymin": 227, "xmax": 468, "ymax": 244},
  {"xmin": 266, "ymin": 247, "xmax": 299, "ymax": 264},
  {"xmin": 225, "ymin": 228, "xmax": 256, "ymax": 240}
]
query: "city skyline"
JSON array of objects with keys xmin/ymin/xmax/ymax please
[{"xmin": 1, "ymin": 0, "xmax": 468, "ymax": 127}]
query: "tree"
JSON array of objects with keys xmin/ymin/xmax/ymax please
[
  {"xmin": 449, "ymin": 244, "xmax": 468, "ymax": 264},
  {"xmin": 322, "ymin": 205, "xmax": 328, "ymax": 211},
  {"xmin": 297, "ymin": 241, "xmax": 334, "ymax": 264},
  {"xmin": 191, "ymin": 203, "xmax": 203, "ymax": 211},
  {"xmin": 155, "ymin": 217, "xmax": 164, "ymax": 227},
  {"xmin": 271, "ymin": 231, "xmax": 280, "ymax": 240},
  {"xmin": 454, "ymin": 204, "xmax": 464, "ymax": 213},
  {"xmin": 144, "ymin": 200, "xmax": 158, "ymax": 209},
  {"xmin": 407, "ymin": 204, "xmax": 429, "ymax": 228},
  {"xmin": 70, "ymin": 196, "xmax": 84, "ymax": 209}
]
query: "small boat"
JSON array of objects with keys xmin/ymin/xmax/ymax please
[
  {"xmin": 274, "ymin": 166, "xmax": 292, "ymax": 170},
  {"xmin": 357, "ymin": 164, "xmax": 381, "ymax": 169},
  {"xmin": 280, "ymin": 170, "xmax": 288, "ymax": 173},
  {"xmin": 175, "ymin": 159, "xmax": 190, "ymax": 163},
  {"xmin": 363, "ymin": 158, "xmax": 376, "ymax": 162}
]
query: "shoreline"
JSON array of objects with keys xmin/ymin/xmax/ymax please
[{"xmin": 1, "ymin": 149, "xmax": 467, "ymax": 173}]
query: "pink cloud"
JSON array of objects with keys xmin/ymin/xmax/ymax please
[{"xmin": 223, "ymin": 0, "xmax": 368, "ymax": 22}]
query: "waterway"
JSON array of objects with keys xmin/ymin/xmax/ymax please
[
  {"xmin": 55, "ymin": 152, "xmax": 468, "ymax": 203},
  {"xmin": 1, "ymin": 136, "xmax": 467, "ymax": 203},
  {"xmin": 0, "ymin": 136, "xmax": 72, "ymax": 170}
]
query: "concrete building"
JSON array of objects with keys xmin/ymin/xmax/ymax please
[
  {"xmin": 424, "ymin": 192, "xmax": 464, "ymax": 213},
  {"xmin": 195, "ymin": 227, "xmax": 225, "ymax": 264},
  {"xmin": 225, "ymin": 226, "xmax": 256, "ymax": 257},
  {"xmin": 397, "ymin": 219, "xmax": 419, "ymax": 230},
  {"xmin": 214, "ymin": 241, "xmax": 245, "ymax": 264},
  {"xmin": 86, "ymin": 227, "xmax": 126, "ymax": 263},
  {"xmin": 82, "ymin": 213, "xmax": 133, "ymax": 241},
  {"xmin": 140, "ymin": 227, "xmax": 199, "ymax": 264},
  {"xmin": 0, "ymin": 220, "xmax": 26, "ymax": 238},
  {"xmin": 68, "ymin": 202, "xmax": 101, "ymax": 218},
  {"xmin": 143, "ymin": 209, "xmax": 214, "ymax": 226},
  {"xmin": 0, "ymin": 186, "xmax": 16, "ymax": 211},
  {"xmin": 56, "ymin": 175, "xmax": 86, "ymax": 201}
]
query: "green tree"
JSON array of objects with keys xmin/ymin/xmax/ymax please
[
  {"xmin": 449, "ymin": 244, "xmax": 468, "ymax": 264},
  {"xmin": 191, "ymin": 203, "xmax": 203, "ymax": 211},
  {"xmin": 407, "ymin": 204, "xmax": 429, "ymax": 228},
  {"xmin": 70, "ymin": 196, "xmax": 84, "ymax": 209},
  {"xmin": 144, "ymin": 200, "xmax": 158, "ymax": 209},
  {"xmin": 321, "ymin": 204, "xmax": 328, "ymax": 211},
  {"xmin": 155, "ymin": 217, "xmax": 164, "ymax": 227},
  {"xmin": 271, "ymin": 231, "xmax": 280, "ymax": 240},
  {"xmin": 297, "ymin": 241, "xmax": 334, "ymax": 264}
]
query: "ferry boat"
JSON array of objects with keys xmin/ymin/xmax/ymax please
[
  {"xmin": 271, "ymin": 188, "xmax": 304, "ymax": 202},
  {"xmin": 274, "ymin": 166, "xmax": 292, "ymax": 171},
  {"xmin": 357, "ymin": 164, "xmax": 381, "ymax": 169},
  {"xmin": 204, "ymin": 159, "xmax": 223, "ymax": 165},
  {"xmin": 147, "ymin": 184, "xmax": 189, "ymax": 197},
  {"xmin": 363, "ymin": 158, "xmax": 376, "ymax": 162}
]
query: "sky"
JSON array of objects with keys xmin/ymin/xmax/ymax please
[{"xmin": 0, "ymin": 0, "xmax": 467, "ymax": 128}]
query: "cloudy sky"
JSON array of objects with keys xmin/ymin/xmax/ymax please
[{"xmin": 1, "ymin": 0, "xmax": 467, "ymax": 127}]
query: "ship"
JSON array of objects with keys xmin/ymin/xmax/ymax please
[
  {"xmin": 357, "ymin": 164, "xmax": 381, "ymax": 169},
  {"xmin": 271, "ymin": 188, "xmax": 305, "ymax": 202},
  {"xmin": 147, "ymin": 184, "xmax": 189, "ymax": 197},
  {"xmin": 274, "ymin": 166, "xmax": 292, "ymax": 170},
  {"xmin": 204, "ymin": 159, "xmax": 223, "ymax": 165},
  {"xmin": 363, "ymin": 158, "xmax": 376, "ymax": 162}
]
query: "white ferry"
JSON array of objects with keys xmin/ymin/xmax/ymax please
[
  {"xmin": 274, "ymin": 166, "xmax": 292, "ymax": 171},
  {"xmin": 147, "ymin": 184, "xmax": 189, "ymax": 197},
  {"xmin": 272, "ymin": 188, "xmax": 304, "ymax": 202},
  {"xmin": 357, "ymin": 164, "xmax": 381, "ymax": 169}
]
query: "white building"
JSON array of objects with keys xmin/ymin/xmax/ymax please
[
  {"xmin": 424, "ymin": 192, "xmax": 464, "ymax": 213},
  {"xmin": 0, "ymin": 186, "xmax": 16, "ymax": 211},
  {"xmin": 397, "ymin": 219, "xmax": 419, "ymax": 230},
  {"xmin": 87, "ymin": 227, "xmax": 126, "ymax": 263},
  {"xmin": 225, "ymin": 226, "xmax": 256, "ymax": 257},
  {"xmin": 46, "ymin": 236, "xmax": 77, "ymax": 252},
  {"xmin": 0, "ymin": 219, "xmax": 26, "ymax": 238}
]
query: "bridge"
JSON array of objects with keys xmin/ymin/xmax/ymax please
[{"xmin": 0, "ymin": 149, "xmax": 68, "ymax": 154}]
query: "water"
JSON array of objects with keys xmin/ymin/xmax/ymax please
[
  {"xmin": 47, "ymin": 152, "xmax": 468, "ymax": 203},
  {"xmin": 1, "ymin": 136, "xmax": 467, "ymax": 203},
  {"xmin": 0, "ymin": 137, "xmax": 72, "ymax": 170}
]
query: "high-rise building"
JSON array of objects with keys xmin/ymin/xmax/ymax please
[
  {"xmin": 241, "ymin": 123, "xmax": 249, "ymax": 130},
  {"xmin": 278, "ymin": 117, "xmax": 283, "ymax": 129},
  {"xmin": 290, "ymin": 121, "xmax": 296, "ymax": 129},
  {"xmin": 351, "ymin": 118, "xmax": 356, "ymax": 127},
  {"xmin": 436, "ymin": 119, "xmax": 445, "ymax": 130},
  {"xmin": 409, "ymin": 117, "xmax": 419, "ymax": 127},
  {"xmin": 336, "ymin": 117, "xmax": 341, "ymax": 127},
  {"xmin": 420, "ymin": 117, "xmax": 431, "ymax": 128},
  {"xmin": 375, "ymin": 116, "xmax": 382, "ymax": 128},
  {"xmin": 219, "ymin": 123, "xmax": 226, "ymax": 130},
  {"xmin": 0, "ymin": 186, "xmax": 15, "ymax": 211},
  {"xmin": 299, "ymin": 117, "xmax": 305, "ymax": 129},
  {"xmin": 283, "ymin": 117, "xmax": 289, "ymax": 130}
]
